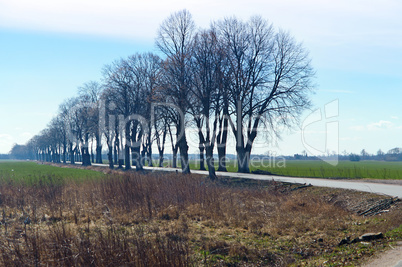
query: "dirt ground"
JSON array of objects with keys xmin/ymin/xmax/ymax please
[
  {"xmin": 41, "ymin": 162, "xmax": 402, "ymax": 265},
  {"xmin": 363, "ymin": 241, "xmax": 402, "ymax": 267}
]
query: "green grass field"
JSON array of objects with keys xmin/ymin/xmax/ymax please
[
  {"xmin": 87, "ymin": 157, "xmax": 402, "ymax": 179},
  {"xmin": 5, "ymin": 159, "xmax": 400, "ymax": 182},
  {"xmin": 186, "ymin": 160, "xmax": 402, "ymax": 179},
  {"xmin": 258, "ymin": 160, "xmax": 402, "ymax": 179},
  {"xmin": 0, "ymin": 160, "xmax": 104, "ymax": 184}
]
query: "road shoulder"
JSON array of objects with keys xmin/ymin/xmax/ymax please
[{"xmin": 363, "ymin": 241, "xmax": 402, "ymax": 267}]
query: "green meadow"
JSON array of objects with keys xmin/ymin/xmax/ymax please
[
  {"xmin": 3, "ymin": 159, "xmax": 401, "ymax": 182},
  {"xmin": 0, "ymin": 161, "xmax": 104, "ymax": 184},
  {"xmin": 186, "ymin": 160, "xmax": 402, "ymax": 180},
  {"xmin": 257, "ymin": 160, "xmax": 402, "ymax": 179}
]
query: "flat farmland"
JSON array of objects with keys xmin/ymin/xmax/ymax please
[
  {"xmin": 250, "ymin": 160, "xmax": 402, "ymax": 179},
  {"xmin": 0, "ymin": 160, "xmax": 104, "ymax": 184},
  {"xmin": 186, "ymin": 160, "xmax": 402, "ymax": 180}
]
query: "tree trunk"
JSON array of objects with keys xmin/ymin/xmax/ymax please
[
  {"xmin": 141, "ymin": 149, "xmax": 146, "ymax": 169},
  {"xmin": 156, "ymin": 126, "xmax": 166, "ymax": 167},
  {"xmin": 176, "ymin": 118, "xmax": 190, "ymax": 174},
  {"xmin": 70, "ymin": 143, "xmax": 75, "ymax": 164},
  {"xmin": 82, "ymin": 132, "xmax": 92, "ymax": 166},
  {"xmin": 205, "ymin": 146, "xmax": 217, "ymax": 180},
  {"xmin": 62, "ymin": 141, "xmax": 67, "ymax": 164},
  {"xmin": 118, "ymin": 159, "xmax": 124, "ymax": 169},
  {"xmin": 147, "ymin": 141, "xmax": 153, "ymax": 167},
  {"xmin": 108, "ymin": 144, "xmax": 114, "ymax": 169},
  {"xmin": 168, "ymin": 124, "xmax": 178, "ymax": 168},
  {"xmin": 172, "ymin": 146, "xmax": 178, "ymax": 168},
  {"xmin": 217, "ymin": 147, "xmax": 227, "ymax": 172},
  {"xmin": 82, "ymin": 146, "xmax": 91, "ymax": 166},
  {"xmin": 125, "ymin": 122, "xmax": 131, "ymax": 170},
  {"xmin": 132, "ymin": 146, "xmax": 143, "ymax": 171},
  {"xmin": 124, "ymin": 144, "xmax": 131, "ymax": 170},
  {"xmin": 178, "ymin": 134, "xmax": 190, "ymax": 174},
  {"xmin": 131, "ymin": 148, "xmax": 137, "ymax": 168},
  {"xmin": 158, "ymin": 150, "xmax": 164, "ymax": 167},
  {"xmin": 217, "ymin": 111, "xmax": 228, "ymax": 172},
  {"xmin": 95, "ymin": 134, "xmax": 103, "ymax": 164},
  {"xmin": 146, "ymin": 125, "xmax": 153, "ymax": 167},
  {"xmin": 236, "ymin": 147, "xmax": 250, "ymax": 173},
  {"xmin": 195, "ymin": 118, "xmax": 206, "ymax": 170},
  {"xmin": 114, "ymin": 127, "xmax": 119, "ymax": 165},
  {"xmin": 96, "ymin": 145, "xmax": 102, "ymax": 164},
  {"xmin": 199, "ymin": 146, "xmax": 206, "ymax": 170},
  {"xmin": 114, "ymin": 144, "xmax": 118, "ymax": 166},
  {"xmin": 117, "ymin": 139, "xmax": 124, "ymax": 168}
]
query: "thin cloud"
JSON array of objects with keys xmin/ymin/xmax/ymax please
[
  {"xmin": 367, "ymin": 120, "xmax": 393, "ymax": 131},
  {"xmin": 0, "ymin": 0, "xmax": 401, "ymax": 43},
  {"xmin": 350, "ymin": 120, "xmax": 401, "ymax": 131},
  {"xmin": 0, "ymin": 0, "xmax": 176, "ymax": 39}
]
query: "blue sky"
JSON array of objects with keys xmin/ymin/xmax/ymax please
[{"xmin": 0, "ymin": 0, "xmax": 401, "ymax": 156}]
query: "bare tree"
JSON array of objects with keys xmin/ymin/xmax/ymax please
[
  {"xmin": 78, "ymin": 81, "xmax": 103, "ymax": 164},
  {"xmin": 103, "ymin": 53, "xmax": 157, "ymax": 171},
  {"xmin": 156, "ymin": 9, "xmax": 195, "ymax": 174},
  {"xmin": 152, "ymin": 105, "xmax": 169, "ymax": 167},
  {"xmin": 190, "ymin": 28, "xmax": 227, "ymax": 179},
  {"xmin": 47, "ymin": 116, "xmax": 66, "ymax": 163},
  {"xmin": 76, "ymin": 101, "xmax": 93, "ymax": 166},
  {"xmin": 218, "ymin": 16, "xmax": 314, "ymax": 173},
  {"xmin": 23, "ymin": 12, "xmax": 315, "ymax": 177},
  {"xmin": 135, "ymin": 53, "xmax": 162, "ymax": 167},
  {"xmin": 99, "ymin": 92, "xmax": 117, "ymax": 169},
  {"xmin": 59, "ymin": 97, "xmax": 81, "ymax": 164},
  {"xmin": 103, "ymin": 59, "xmax": 134, "ymax": 170},
  {"xmin": 361, "ymin": 149, "xmax": 369, "ymax": 160}
]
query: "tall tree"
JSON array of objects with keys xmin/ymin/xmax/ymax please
[
  {"xmin": 134, "ymin": 53, "xmax": 162, "ymax": 167},
  {"xmin": 103, "ymin": 59, "xmax": 134, "ymax": 170},
  {"xmin": 78, "ymin": 81, "xmax": 104, "ymax": 164},
  {"xmin": 218, "ymin": 16, "xmax": 314, "ymax": 173},
  {"xmin": 103, "ymin": 53, "xmax": 156, "ymax": 171},
  {"xmin": 99, "ymin": 93, "xmax": 117, "ymax": 169},
  {"xmin": 190, "ymin": 28, "xmax": 226, "ymax": 179},
  {"xmin": 60, "ymin": 97, "xmax": 81, "ymax": 165},
  {"xmin": 156, "ymin": 9, "xmax": 195, "ymax": 174},
  {"xmin": 152, "ymin": 104, "xmax": 169, "ymax": 167}
]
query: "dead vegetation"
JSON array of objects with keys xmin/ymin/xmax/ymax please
[{"xmin": 0, "ymin": 169, "xmax": 401, "ymax": 266}]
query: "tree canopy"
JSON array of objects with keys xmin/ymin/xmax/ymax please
[{"xmin": 14, "ymin": 10, "xmax": 315, "ymax": 177}]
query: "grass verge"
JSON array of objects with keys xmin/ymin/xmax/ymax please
[{"xmin": 0, "ymin": 162, "xmax": 401, "ymax": 266}]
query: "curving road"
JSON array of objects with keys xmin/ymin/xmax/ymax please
[
  {"xmin": 146, "ymin": 166, "xmax": 402, "ymax": 198},
  {"xmin": 91, "ymin": 164, "xmax": 402, "ymax": 198}
]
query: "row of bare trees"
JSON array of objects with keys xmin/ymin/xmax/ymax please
[{"xmin": 16, "ymin": 10, "xmax": 314, "ymax": 177}]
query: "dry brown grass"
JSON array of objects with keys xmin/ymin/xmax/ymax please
[{"xmin": 0, "ymin": 169, "xmax": 401, "ymax": 266}]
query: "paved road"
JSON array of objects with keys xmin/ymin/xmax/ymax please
[{"xmin": 91, "ymin": 164, "xmax": 402, "ymax": 198}]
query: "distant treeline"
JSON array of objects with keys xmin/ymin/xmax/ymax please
[
  {"xmin": 8, "ymin": 149, "xmax": 402, "ymax": 163},
  {"xmin": 0, "ymin": 154, "xmax": 10, "ymax": 160},
  {"xmin": 292, "ymin": 147, "xmax": 402, "ymax": 162}
]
